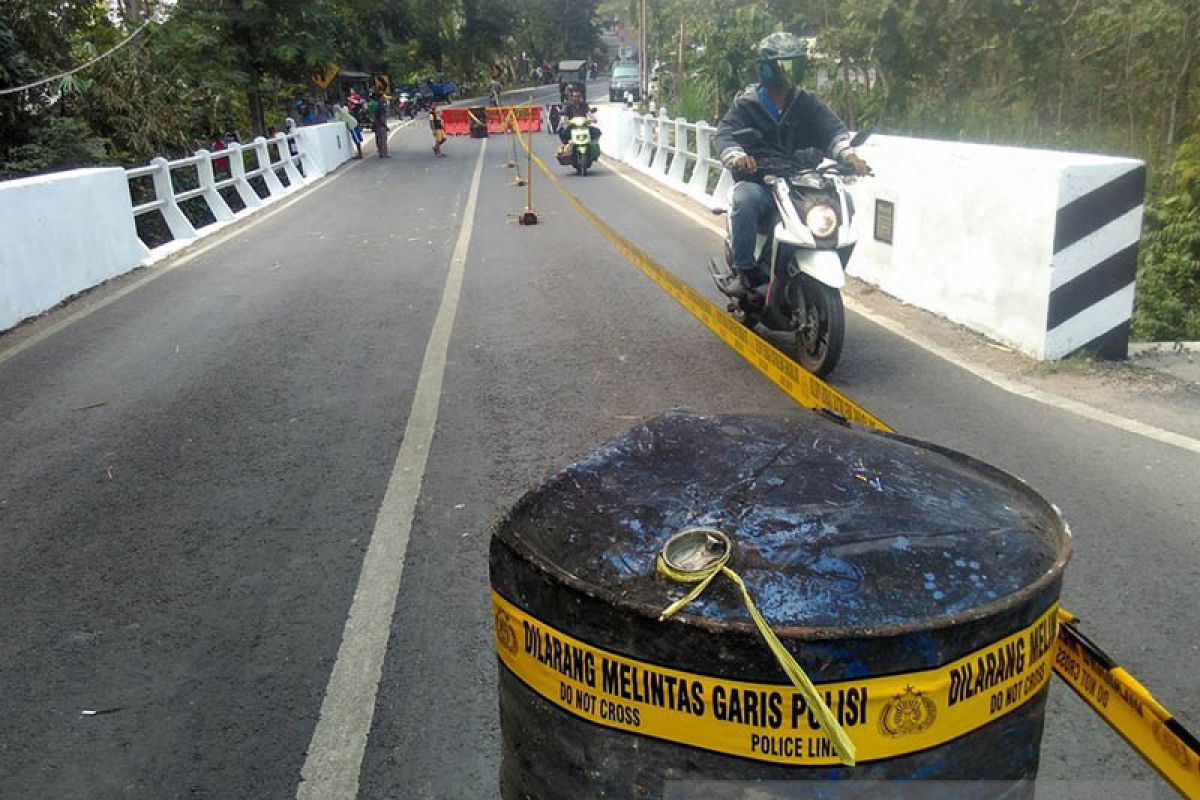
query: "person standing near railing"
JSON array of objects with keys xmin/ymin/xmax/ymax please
[
  {"xmin": 369, "ymin": 92, "xmax": 389, "ymax": 158},
  {"xmin": 211, "ymin": 134, "xmax": 230, "ymax": 176},
  {"xmin": 334, "ymin": 104, "xmax": 363, "ymax": 159}
]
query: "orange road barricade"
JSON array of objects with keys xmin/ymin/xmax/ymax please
[
  {"xmin": 491, "ymin": 105, "xmax": 541, "ymax": 135},
  {"xmin": 440, "ymin": 108, "xmax": 471, "ymax": 136}
]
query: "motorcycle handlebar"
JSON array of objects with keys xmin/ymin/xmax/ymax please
[{"xmin": 749, "ymin": 158, "xmax": 871, "ymax": 180}]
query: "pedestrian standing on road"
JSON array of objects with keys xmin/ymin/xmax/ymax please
[
  {"xmin": 334, "ymin": 103, "xmax": 363, "ymax": 159},
  {"xmin": 369, "ymin": 92, "xmax": 389, "ymax": 157},
  {"xmin": 429, "ymin": 106, "xmax": 447, "ymax": 157}
]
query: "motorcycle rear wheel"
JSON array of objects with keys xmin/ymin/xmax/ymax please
[{"xmin": 793, "ymin": 275, "xmax": 844, "ymax": 378}]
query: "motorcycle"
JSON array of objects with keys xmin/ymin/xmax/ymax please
[
  {"xmin": 396, "ymin": 92, "xmax": 418, "ymax": 119},
  {"xmin": 557, "ymin": 116, "xmax": 600, "ymax": 176},
  {"xmin": 348, "ymin": 99, "xmax": 371, "ymax": 131},
  {"xmin": 707, "ymin": 128, "xmax": 872, "ymax": 377}
]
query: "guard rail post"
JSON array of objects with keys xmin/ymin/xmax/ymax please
[
  {"xmin": 194, "ymin": 149, "xmax": 235, "ymax": 223},
  {"xmin": 667, "ymin": 117, "xmax": 688, "ymax": 187},
  {"xmin": 712, "ymin": 165, "xmax": 735, "ymax": 211},
  {"xmin": 636, "ymin": 113, "xmax": 655, "ymax": 169},
  {"xmin": 650, "ymin": 108, "xmax": 671, "ymax": 174},
  {"xmin": 228, "ymin": 143, "xmax": 264, "ymax": 210},
  {"xmin": 689, "ymin": 121, "xmax": 714, "ymax": 203},
  {"xmin": 275, "ymin": 133, "xmax": 307, "ymax": 187},
  {"xmin": 149, "ymin": 157, "xmax": 198, "ymax": 242},
  {"xmin": 624, "ymin": 109, "xmax": 643, "ymax": 160},
  {"xmin": 255, "ymin": 136, "xmax": 287, "ymax": 197}
]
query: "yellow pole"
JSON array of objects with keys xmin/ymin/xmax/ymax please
[
  {"xmin": 519, "ymin": 99, "xmax": 538, "ymax": 225},
  {"xmin": 526, "ymin": 102, "xmax": 533, "ymax": 210}
]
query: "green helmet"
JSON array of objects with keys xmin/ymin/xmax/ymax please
[{"xmin": 756, "ymin": 32, "xmax": 808, "ymax": 90}]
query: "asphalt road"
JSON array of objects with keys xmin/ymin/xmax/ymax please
[{"xmin": 1, "ymin": 80, "xmax": 1195, "ymax": 799}]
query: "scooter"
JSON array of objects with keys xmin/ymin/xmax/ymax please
[
  {"xmin": 557, "ymin": 116, "xmax": 601, "ymax": 175},
  {"xmin": 708, "ymin": 128, "xmax": 872, "ymax": 377},
  {"xmin": 396, "ymin": 92, "xmax": 418, "ymax": 119},
  {"xmin": 349, "ymin": 100, "xmax": 371, "ymax": 131}
]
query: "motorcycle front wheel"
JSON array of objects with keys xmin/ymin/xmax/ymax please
[{"xmin": 793, "ymin": 275, "xmax": 844, "ymax": 378}]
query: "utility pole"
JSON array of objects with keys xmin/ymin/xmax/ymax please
[
  {"xmin": 639, "ymin": 0, "xmax": 647, "ymax": 102},
  {"xmin": 677, "ymin": 11, "xmax": 684, "ymax": 97}
]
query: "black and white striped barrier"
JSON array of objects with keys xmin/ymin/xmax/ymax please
[
  {"xmin": 1047, "ymin": 165, "xmax": 1146, "ymax": 359},
  {"xmin": 842, "ymin": 137, "xmax": 1146, "ymax": 361}
]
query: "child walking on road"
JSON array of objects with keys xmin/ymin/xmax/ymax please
[{"xmin": 429, "ymin": 106, "xmax": 447, "ymax": 157}]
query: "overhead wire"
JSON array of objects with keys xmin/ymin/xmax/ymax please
[{"xmin": 0, "ymin": 19, "xmax": 153, "ymax": 97}]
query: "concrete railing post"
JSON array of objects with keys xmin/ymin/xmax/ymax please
[
  {"xmin": 668, "ymin": 117, "xmax": 689, "ymax": 186},
  {"xmin": 713, "ymin": 167, "xmax": 735, "ymax": 211},
  {"xmin": 255, "ymin": 137, "xmax": 287, "ymax": 197},
  {"xmin": 689, "ymin": 121, "xmax": 714, "ymax": 201},
  {"xmin": 228, "ymin": 143, "xmax": 264, "ymax": 209},
  {"xmin": 642, "ymin": 113, "xmax": 658, "ymax": 168},
  {"xmin": 630, "ymin": 114, "xmax": 645, "ymax": 166},
  {"xmin": 651, "ymin": 108, "xmax": 671, "ymax": 174},
  {"xmin": 294, "ymin": 129, "xmax": 326, "ymax": 179},
  {"xmin": 624, "ymin": 111, "xmax": 640, "ymax": 162},
  {"xmin": 275, "ymin": 133, "xmax": 307, "ymax": 187},
  {"xmin": 149, "ymin": 157, "xmax": 198, "ymax": 241},
  {"xmin": 194, "ymin": 150, "xmax": 235, "ymax": 222}
]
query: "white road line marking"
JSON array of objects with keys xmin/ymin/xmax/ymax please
[
  {"xmin": 295, "ymin": 138, "xmax": 488, "ymax": 800},
  {"xmin": 605, "ymin": 161, "xmax": 1200, "ymax": 455}
]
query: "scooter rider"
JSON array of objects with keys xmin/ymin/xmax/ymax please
[
  {"xmin": 716, "ymin": 32, "xmax": 869, "ymax": 295},
  {"xmin": 558, "ymin": 85, "xmax": 601, "ymax": 146}
]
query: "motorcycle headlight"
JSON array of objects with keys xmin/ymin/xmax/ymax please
[{"xmin": 805, "ymin": 204, "xmax": 839, "ymax": 238}]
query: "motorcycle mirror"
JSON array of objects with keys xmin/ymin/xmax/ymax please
[
  {"xmin": 733, "ymin": 128, "xmax": 764, "ymax": 147},
  {"xmin": 849, "ymin": 128, "xmax": 874, "ymax": 147}
]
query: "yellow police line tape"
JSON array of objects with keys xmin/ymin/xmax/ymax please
[
  {"xmin": 516, "ymin": 133, "xmax": 1200, "ymax": 797},
  {"xmin": 496, "ymin": 591, "xmax": 1058, "ymax": 766},
  {"xmin": 1055, "ymin": 609, "xmax": 1200, "ymax": 798},
  {"xmin": 655, "ymin": 529, "xmax": 857, "ymax": 765}
]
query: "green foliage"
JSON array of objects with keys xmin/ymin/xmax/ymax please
[
  {"xmin": 3, "ymin": 116, "xmax": 109, "ymax": 174},
  {"xmin": 1135, "ymin": 134, "xmax": 1200, "ymax": 340},
  {"xmin": 1, "ymin": 0, "xmax": 600, "ymax": 174}
]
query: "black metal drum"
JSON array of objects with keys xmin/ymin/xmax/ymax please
[{"xmin": 490, "ymin": 411, "xmax": 1071, "ymax": 799}]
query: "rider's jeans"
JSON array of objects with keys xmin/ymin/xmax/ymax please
[{"xmin": 730, "ymin": 181, "xmax": 773, "ymax": 272}]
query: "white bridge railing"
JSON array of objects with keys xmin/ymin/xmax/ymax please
[
  {"xmin": 597, "ymin": 106, "xmax": 735, "ymax": 211},
  {"xmin": 125, "ymin": 130, "xmax": 315, "ymax": 255},
  {"xmin": 1, "ymin": 119, "xmax": 357, "ymax": 332}
]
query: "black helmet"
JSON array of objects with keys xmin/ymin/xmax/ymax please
[{"xmin": 756, "ymin": 32, "xmax": 808, "ymax": 90}]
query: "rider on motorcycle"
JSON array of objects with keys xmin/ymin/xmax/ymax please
[
  {"xmin": 557, "ymin": 85, "xmax": 600, "ymax": 146},
  {"xmin": 715, "ymin": 32, "xmax": 870, "ymax": 295}
]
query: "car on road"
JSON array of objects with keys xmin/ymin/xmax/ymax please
[
  {"xmin": 558, "ymin": 59, "xmax": 589, "ymax": 102},
  {"xmin": 609, "ymin": 62, "xmax": 639, "ymax": 102}
]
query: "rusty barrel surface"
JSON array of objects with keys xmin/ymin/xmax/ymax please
[{"xmin": 490, "ymin": 412, "xmax": 1071, "ymax": 799}]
